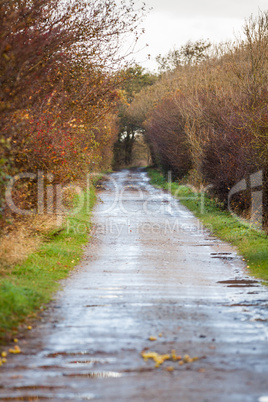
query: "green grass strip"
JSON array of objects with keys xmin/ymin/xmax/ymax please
[
  {"xmin": 0, "ymin": 185, "xmax": 96, "ymax": 344},
  {"xmin": 147, "ymin": 168, "xmax": 268, "ymax": 283}
]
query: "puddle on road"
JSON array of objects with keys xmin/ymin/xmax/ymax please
[
  {"xmin": 0, "ymin": 393, "xmax": 95, "ymax": 400},
  {"xmin": 217, "ymin": 279, "xmax": 260, "ymax": 288},
  {"xmin": 45, "ymin": 352, "xmax": 116, "ymax": 365},
  {"xmin": 252, "ymin": 318, "xmax": 268, "ymax": 322},
  {"xmin": 6, "ymin": 386, "xmax": 61, "ymax": 391},
  {"xmin": 228, "ymin": 303, "xmax": 259, "ymax": 307},
  {"xmin": 38, "ymin": 365, "xmax": 69, "ymax": 371},
  {"xmin": 227, "ymin": 300, "xmax": 268, "ymax": 308},
  {"xmin": 122, "ymin": 367, "xmax": 154, "ymax": 373},
  {"xmin": 84, "ymin": 305, "xmax": 109, "ymax": 308},
  {"xmin": 96, "ymin": 287, "xmax": 125, "ymax": 290},
  {"xmin": 47, "ymin": 351, "xmax": 103, "ymax": 358},
  {"xmin": 63, "ymin": 371, "xmax": 122, "ymax": 378},
  {"xmin": 69, "ymin": 358, "xmax": 115, "ymax": 365},
  {"xmin": 211, "ymin": 253, "xmax": 235, "ymax": 261},
  {"xmin": 211, "ymin": 253, "xmax": 232, "ymax": 256},
  {"xmin": 191, "ymin": 244, "xmax": 213, "ymax": 247},
  {"xmin": 0, "ymin": 398, "xmax": 48, "ymax": 401}
]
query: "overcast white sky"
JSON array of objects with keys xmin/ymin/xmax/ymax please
[{"xmin": 129, "ymin": 0, "xmax": 268, "ymax": 71}]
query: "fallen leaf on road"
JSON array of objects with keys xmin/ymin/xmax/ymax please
[
  {"xmin": 141, "ymin": 349, "xmax": 201, "ymax": 370},
  {"xmin": 165, "ymin": 366, "xmax": 174, "ymax": 372},
  {"xmin": 171, "ymin": 349, "xmax": 181, "ymax": 361},
  {"xmin": 141, "ymin": 351, "xmax": 170, "ymax": 367},
  {"xmin": 9, "ymin": 345, "xmax": 21, "ymax": 354}
]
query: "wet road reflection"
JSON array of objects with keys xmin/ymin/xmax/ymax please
[{"xmin": 0, "ymin": 169, "xmax": 267, "ymax": 401}]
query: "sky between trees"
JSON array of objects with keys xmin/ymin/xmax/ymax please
[{"xmin": 131, "ymin": 0, "xmax": 268, "ymax": 71}]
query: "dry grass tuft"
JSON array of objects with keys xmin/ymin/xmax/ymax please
[
  {"xmin": 0, "ymin": 214, "xmax": 61, "ymax": 275},
  {"xmin": 0, "ymin": 187, "xmax": 83, "ymax": 274}
]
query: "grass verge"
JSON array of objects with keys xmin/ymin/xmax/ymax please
[
  {"xmin": 0, "ymin": 184, "xmax": 97, "ymax": 344},
  {"xmin": 147, "ymin": 168, "xmax": 268, "ymax": 283}
]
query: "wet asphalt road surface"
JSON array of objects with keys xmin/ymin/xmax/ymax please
[{"xmin": 0, "ymin": 168, "xmax": 268, "ymax": 402}]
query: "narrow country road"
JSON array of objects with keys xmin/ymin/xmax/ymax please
[{"xmin": 1, "ymin": 168, "xmax": 268, "ymax": 402}]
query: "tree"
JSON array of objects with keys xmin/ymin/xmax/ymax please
[
  {"xmin": 124, "ymin": 11, "xmax": 268, "ymax": 229},
  {"xmin": 144, "ymin": 92, "xmax": 192, "ymax": 178},
  {"xmin": 0, "ymin": 0, "xmax": 147, "ymax": 221},
  {"xmin": 113, "ymin": 64, "xmax": 157, "ymax": 167},
  {"xmin": 156, "ymin": 39, "xmax": 211, "ymax": 73}
]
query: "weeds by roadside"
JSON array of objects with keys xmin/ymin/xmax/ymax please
[
  {"xmin": 0, "ymin": 183, "xmax": 97, "ymax": 344},
  {"xmin": 0, "ymin": 216, "xmax": 60, "ymax": 275}
]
